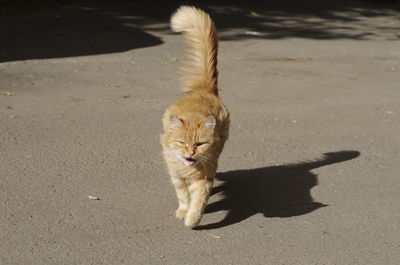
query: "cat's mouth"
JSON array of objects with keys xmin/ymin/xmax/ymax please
[{"xmin": 184, "ymin": 157, "xmax": 197, "ymax": 166}]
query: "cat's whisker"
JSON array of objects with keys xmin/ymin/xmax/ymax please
[
  {"xmin": 198, "ymin": 159, "xmax": 206, "ymax": 171},
  {"xmin": 200, "ymin": 153, "xmax": 218, "ymax": 163},
  {"xmin": 203, "ymin": 159, "xmax": 217, "ymax": 168},
  {"xmin": 197, "ymin": 157, "xmax": 216, "ymax": 169}
]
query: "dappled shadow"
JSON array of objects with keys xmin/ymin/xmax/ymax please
[
  {"xmin": 1, "ymin": 0, "xmax": 399, "ymax": 62},
  {"xmin": 206, "ymin": 0, "xmax": 400, "ymax": 40},
  {"xmin": 195, "ymin": 150, "xmax": 360, "ymax": 230}
]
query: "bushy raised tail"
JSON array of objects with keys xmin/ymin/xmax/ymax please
[{"xmin": 171, "ymin": 6, "xmax": 218, "ymax": 95}]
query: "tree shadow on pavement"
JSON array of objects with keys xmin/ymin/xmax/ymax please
[
  {"xmin": 203, "ymin": 0, "xmax": 400, "ymax": 41},
  {"xmin": 195, "ymin": 150, "xmax": 360, "ymax": 230},
  {"xmin": 0, "ymin": 1, "xmax": 165, "ymax": 62},
  {"xmin": 1, "ymin": 0, "xmax": 399, "ymax": 62}
]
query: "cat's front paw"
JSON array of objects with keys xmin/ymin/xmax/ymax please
[
  {"xmin": 175, "ymin": 208, "xmax": 188, "ymax": 220},
  {"xmin": 184, "ymin": 212, "xmax": 202, "ymax": 228}
]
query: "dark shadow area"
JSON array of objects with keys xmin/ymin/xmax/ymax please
[
  {"xmin": 0, "ymin": 1, "xmax": 166, "ymax": 62},
  {"xmin": 1, "ymin": 0, "xmax": 399, "ymax": 62},
  {"xmin": 195, "ymin": 150, "xmax": 360, "ymax": 230}
]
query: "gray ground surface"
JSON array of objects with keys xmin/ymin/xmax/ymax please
[{"xmin": 1, "ymin": 1, "xmax": 400, "ymax": 264}]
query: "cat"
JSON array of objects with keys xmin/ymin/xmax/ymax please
[{"xmin": 161, "ymin": 6, "xmax": 230, "ymax": 228}]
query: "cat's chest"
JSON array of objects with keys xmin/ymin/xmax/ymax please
[{"xmin": 170, "ymin": 163, "xmax": 203, "ymax": 179}]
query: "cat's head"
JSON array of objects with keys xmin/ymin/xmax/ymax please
[{"xmin": 165, "ymin": 114, "xmax": 217, "ymax": 166}]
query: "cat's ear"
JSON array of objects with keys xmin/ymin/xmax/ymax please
[
  {"xmin": 169, "ymin": 115, "xmax": 183, "ymax": 130},
  {"xmin": 203, "ymin": 115, "xmax": 216, "ymax": 129}
]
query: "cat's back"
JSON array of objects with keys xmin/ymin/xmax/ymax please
[{"xmin": 164, "ymin": 92, "xmax": 229, "ymax": 123}]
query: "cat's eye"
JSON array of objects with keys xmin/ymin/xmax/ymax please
[
  {"xmin": 196, "ymin": 142, "xmax": 206, "ymax": 146},
  {"xmin": 176, "ymin": 141, "xmax": 186, "ymax": 146}
]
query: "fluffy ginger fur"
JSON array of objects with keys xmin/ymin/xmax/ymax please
[{"xmin": 161, "ymin": 6, "xmax": 229, "ymax": 228}]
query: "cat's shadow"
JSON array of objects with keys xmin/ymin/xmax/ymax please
[{"xmin": 195, "ymin": 150, "xmax": 360, "ymax": 230}]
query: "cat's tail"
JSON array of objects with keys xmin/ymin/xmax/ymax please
[{"xmin": 171, "ymin": 6, "xmax": 219, "ymax": 96}]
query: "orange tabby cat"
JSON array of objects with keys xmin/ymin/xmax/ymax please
[{"xmin": 161, "ymin": 6, "xmax": 229, "ymax": 228}]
